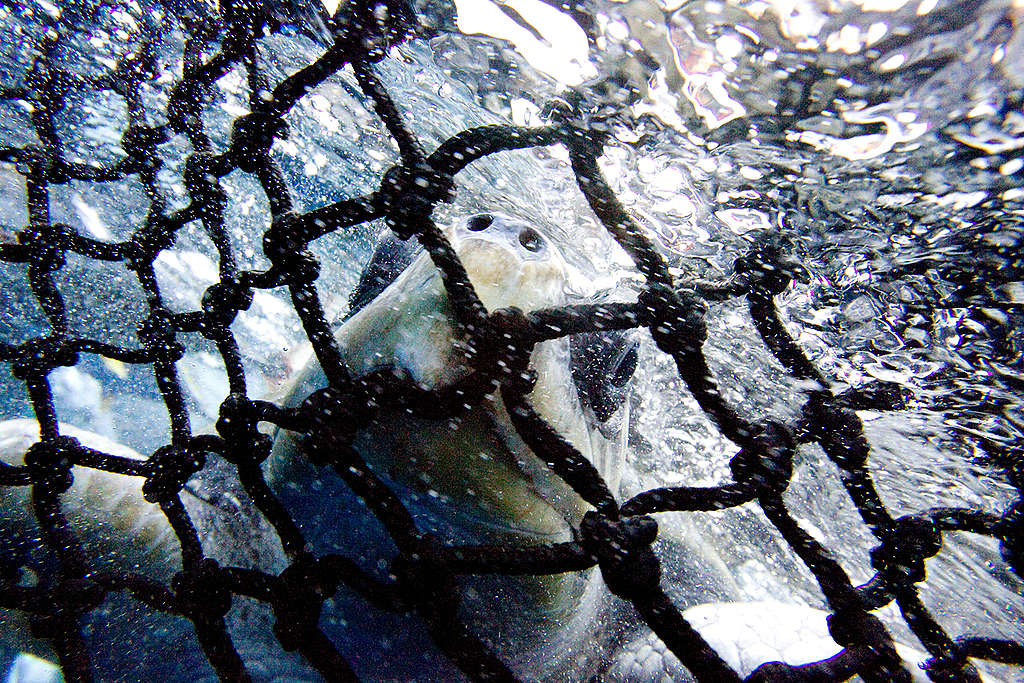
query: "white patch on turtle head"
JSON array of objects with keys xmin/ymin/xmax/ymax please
[{"xmin": 449, "ymin": 212, "xmax": 569, "ymax": 313}]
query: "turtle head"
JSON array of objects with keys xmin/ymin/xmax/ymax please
[{"xmin": 449, "ymin": 212, "xmax": 569, "ymax": 313}]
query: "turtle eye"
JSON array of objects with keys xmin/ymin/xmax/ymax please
[
  {"xmin": 467, "ymin": 214, "xmax": 493, "ymax": 231},
  {"xmin": 519, "ymin": 227, "xmax": 544, "ymax": 252}
]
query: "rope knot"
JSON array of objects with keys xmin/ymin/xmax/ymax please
[
  {"xmin": 29, "ymin": 579, "xmax": 104, "ymax": 638},
  {"xmin": 391, "ymin": 539, "xmax": 459, "ymax": 621},
  {"xmin": 379, "ymin": 162, "xmax": 454, "ymax": 240},
  {"xmin": 735, "ymin": 246, "xmax": 792, "ymax": 297},
  {"xmin": 183, "ymin": 153, "xmax": 227, "ymax": 219},
  {"xmin": 272, "ymin": 554, "xmax": 337, "ymax": 651},
  {"xmin": 216, "ymin": 393, "xmax": 273, "ymax": 465},
  {"xmin": 580, "ymin": 511, "xmax": 661, "ymax": 601},
  {"xmin": 299, "ymin": 386, "xmax": 376, "ymax": 467},
  {"xmin": 20, "ymin": 221, "xmax": 67, "ymax": 272},
  {"xmin": 824, "ymin": 608, "xmax": 916, "ymax": 680},
  {"xmin": 637, "ymin": 285, "xmax": 707, "ymax": 357},
  {"xmin": 173, "ymin": 559, "xmax": 230, "ymax": 620},
  {"xmin": 11, "ymin": 337, "xmax": 77, "ymax": 380},
  {"xmin": 121, "ymin": 125, "xmax": 167, "ymax": 166},
  {"xmin": 545, "ymin": 98, "xmax": 608, "ymax": 150},
  {"xmin": 24, "ymin": 436, "xmax": 79, "ymax": 493},
  {"xmin": 826, "ymin": 608, "xmax": 885, "ymax": 649},
  {"xmin": 870, "ymin": 515, "xmax": 942, "ymax": 584},
  {"xmin": 126, "ymin": 212, "xmax": 177, "ymax": 267},
  {"xmin": 331, "ymin": 2, "xmax": 418, "ymax": 63},
  {"xmin": 229, "ymin": 112, "xmax": 289, "ymax": 174},
  {"xmin": 201, "ymin": 279, "xmax": 254, "ymax": 334},
  {"xmin": 729, "ymin": 421, "xmax": 794, "ymax": 496},
  {"xmin": 142, "ymin": 444, "xmax": 205, "ymax": 504},
  {"xmin": 486, "ymin": 307, "xmax": 537, "ymax": 394},
  {"xmin": 137, "ymin": 309, "xmax": 185, "ymax": 365},
  {"xmin": 262, "ymin": 214, "xmax": 320, "ymax": 284},
  {"xmin": 168, "ymin": 79, "xmax": 215, "ymax": 134}
]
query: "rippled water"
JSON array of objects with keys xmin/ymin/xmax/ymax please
[{"xmin": 0, "ymin": 0, "xmax": 1022, "ymax": 680}]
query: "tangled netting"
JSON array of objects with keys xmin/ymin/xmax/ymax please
[{"xmin": 1, "ymin": 1, "xmax": 1022, "ymax": 681}]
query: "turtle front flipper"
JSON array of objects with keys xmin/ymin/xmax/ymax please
[
  {"xmin": 0, "ymin": 419, "xmax": 308, "ymax": 681},
  {"xmin": 0, "ymin": 419, "xmax": 179, "ymax": 676},
  {"xmin": 0, "ymin": 419, "xmax": 182, "ymax": 583}
]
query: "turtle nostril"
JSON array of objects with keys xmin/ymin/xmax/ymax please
[
  {"xmin": 519, "ymin": 228, "xmax": 544, "ymax": 252},
  {"xmin": 467, "ymin": 214, "xmax": 493, "ymax": 232}
]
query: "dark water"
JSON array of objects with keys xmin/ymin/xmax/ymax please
[{"xmin": 0, "ymin": 0, "xmax": 1021, "ymax": 680}]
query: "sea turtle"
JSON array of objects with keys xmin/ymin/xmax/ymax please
[{"xmin": 0, "ymin": 213, "xmax": 645, "ymax": 681}]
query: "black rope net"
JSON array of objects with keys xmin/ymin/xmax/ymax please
[{"xmin": 0, "ymin": 1, "xmax": 1020, "ymax": 681}]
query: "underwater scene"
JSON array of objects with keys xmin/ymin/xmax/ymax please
[{"xmin": 0, "ymin": 0, "xmax": 1022, "ymax": 680}]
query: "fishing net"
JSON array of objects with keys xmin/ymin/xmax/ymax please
[{"xmin": 0, "ymin": 1, "xmax": 1020, "ymax": 681}]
